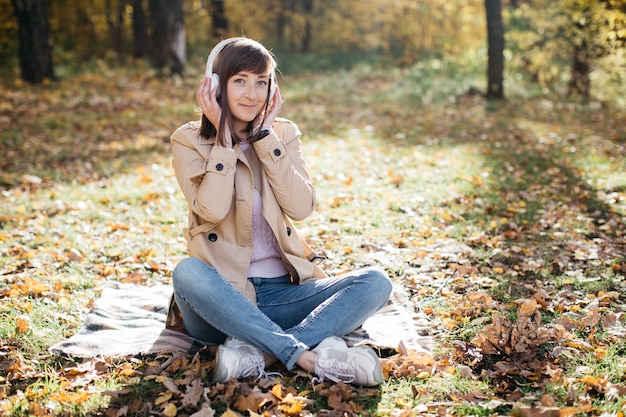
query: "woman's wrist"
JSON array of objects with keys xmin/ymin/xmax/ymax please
[{"xmin": 250, "ymin": 128, "xmax": 271, "ymax": 143}]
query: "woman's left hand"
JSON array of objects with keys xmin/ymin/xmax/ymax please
[{"xmin": 261, "ymin": 86, "xmax": 283, "ymax": 128}]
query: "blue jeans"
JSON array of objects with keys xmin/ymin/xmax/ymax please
[{"xmin": 172, "ymin": 257, "xmax": 393, "ymax": 370}]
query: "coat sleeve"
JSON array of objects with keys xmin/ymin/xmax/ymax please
[
  {"xmin": 170, "ymin": 123, "xmax": 237, "ymax": 225},
  {"xmin": 252, "ymin": 119, "xmax": 316, "ymax": 221}
]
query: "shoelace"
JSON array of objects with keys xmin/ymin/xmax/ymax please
[
  {"xmin": 259, "ymin": 370, "xmax": 283, "ymax": 382},
  {"xmin": 236, "ymin": 355, "xmax": 265, "ymax": 379},
  {"xmin": 313, "ymin": 358, "xmax": 356, "ymax": 384},
  {"xmin": 236, "ymin": 357, "xmax": 283, "ymax": 382}
]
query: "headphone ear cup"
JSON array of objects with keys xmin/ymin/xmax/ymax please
[
  {"xmin": 269, "ymin": 76, "xmax": 277, "ymax": 101},
  {"xmin": 211, "ymin": 73, "xmax": 220, "ymax": 98},
  {"xmin": 206, "ymin": 37, "xmax": 246, "ymax": 101}
]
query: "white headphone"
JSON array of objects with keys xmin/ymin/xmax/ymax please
[{"xmin": 205, "ymin": 37, "xmax": 277, "ymax": 102}]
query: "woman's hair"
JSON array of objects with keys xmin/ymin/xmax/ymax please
[{"xmin": 200, "ymin": 38, "xmax": 277, "ymax": 142}]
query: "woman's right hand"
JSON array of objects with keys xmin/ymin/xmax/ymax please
[{"xmin": 196, "ymin": 76, "xmax": 231, "ymax": 147}]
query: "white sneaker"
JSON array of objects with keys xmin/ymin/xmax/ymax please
[
  {"xmin": 313, "ymin": 336, "xmax": 384, "ymax": 387},
  {"xmin": 313, "ymin": 335, "xmax": 349, "ymax": 352},
  {"xmin": 212, "ymin": 338, "xmax": 265, "ymax": 383}
]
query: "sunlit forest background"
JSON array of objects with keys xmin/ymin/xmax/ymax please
[
  {"xmin": 1, "ymin": 0, "xmax": 625, "ymax": 105},
  {"xmin": 1, "ymin": 1, "xmax": 626, "ymax": 416}
]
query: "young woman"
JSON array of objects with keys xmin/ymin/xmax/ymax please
[{"xmin": 167, "ymin": 37, "xmax": 393, "ymax": 386}]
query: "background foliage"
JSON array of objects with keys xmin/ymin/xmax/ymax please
[
  {"xmin": 1, "ymin": 0, "xmax": 624, "ymax": 104},
  {"xmin": 1, "ymin": 0, "xmax": 625, "ymax": 416}
]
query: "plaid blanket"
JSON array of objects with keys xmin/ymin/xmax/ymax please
[{"xmin": 50, "ymin": 282, "xmax": 431, "ymax": 358}]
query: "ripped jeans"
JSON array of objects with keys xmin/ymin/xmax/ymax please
[{"xmin": 171, "ymin": 257, "xmax": 393, "ymax": 370}]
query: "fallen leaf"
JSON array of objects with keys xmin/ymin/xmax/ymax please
[
  {"xmin": 162, "ymin": 402, "xmax": 177, "ymax": 417},
  {"xmin": 16, "ymin": 316, "xmax": 30, "ymax": 334},
  {"xmin": 190, "ymin": 406, "xmax": 216, "ymax": 417},
  {"xmin": 181, "ymin": 378, "xmax": 204, "ymax": 408},
  {"xmin": 234, "ymin": 391, "xmax": 264, "ymax": 413}
]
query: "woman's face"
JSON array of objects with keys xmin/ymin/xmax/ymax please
[{"xmin": 226, "ymin": 70, "xmax": 270, "ymax": 132}]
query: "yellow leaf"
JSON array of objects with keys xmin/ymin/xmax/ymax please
[
  {"xmin": 271, "ymin": 384, "xmax": 283, "ymax": 400},
  {"xmin": 28, "ymin": 403, "xmax": 49, "ymax": 416},
  {"xmin": 108, "ymin": 222, "xmax": 130, "ymax": 232},
  {"xmin": 16, "ymin": 317, "xmax": 30, "ymax": 334},
  {"xmin": 442, "ymin": 318, "xmax": 458, "ymax": 330},
  {"xmin": 493, "ymin": 267, "xmax": 504, "ymax": 273},
  {"xmin": 560, "ymin": 406, "xmax": 580, "ymax": 417},
  {"xmin": 416, "ymin": 371, "xmax": 430, "ymax": 379},
  {"xmin": 281, "ymin": 393, "xmax": 297, "ymax": 404},
  {"xmin": 162, "ymin": 402, "xmax": 177, "ymax": 417},
  {"xmin": 100, "ymin": 265, "xmax": 115, "ymax": 277},
  {"xmin": 49, "ymin": 391, "xmax": 90, "ymax": 404},
  {"xmin": 443, "ymin": 366, "xmax": 456, "ymax": 375},
  {"xmin": 118, "ymin": 365, "xmax": 136, "ymax": 377},
  {"xmin": 155, "ymin": 393, "xmax": 173, "ymax": 405},
  {"xmin": 279, "ymin": 398, "xmax": 303, "ymax": 414}
]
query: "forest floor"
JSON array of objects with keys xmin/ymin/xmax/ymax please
[{"xmin": 1, "ymin": 58, "xmax": 626, "ymax": 416}]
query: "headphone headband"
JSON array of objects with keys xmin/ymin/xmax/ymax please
[
  {"xmin": 205, "ymin": 37, "xmax": 248, "ymax": 77},
  {"xmin": 205, "ymin": 37, "xmax": 276, "ymax": 101}
]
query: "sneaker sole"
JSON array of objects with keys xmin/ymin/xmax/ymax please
[{"xmin": 212, "ymin": 345, "xmax": 230, "ymax": 383}]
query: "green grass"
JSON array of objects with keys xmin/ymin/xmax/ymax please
[{"xmin": 1, "ymin": 49, "xmax": 625, "ymax": 415}]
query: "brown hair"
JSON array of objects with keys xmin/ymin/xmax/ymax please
[{"xmin": 200, "ymin": 38, "xmax": 277, "ymax": 143}]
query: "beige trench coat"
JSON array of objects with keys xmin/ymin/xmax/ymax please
[{"xmin": 166, "ymin": 118, "xmax": 327, "ymax": 331}]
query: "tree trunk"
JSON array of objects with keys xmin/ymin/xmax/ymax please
[
  {"xmin": 276, "ymin": 0, "xmax": 286, "ymax": 45},
  {"xmin": 149, "ymin": 0, "xmax": 185, "ymax": 75},
  {"xmin": 106, "ymin": 0, "xmax": 126, "ymax": 56},
  {"xmin": 149, "ymin": 0, "xmax": 169, "ymax": 71},
  {"xmin": 485, "ymin": 0, "xmax": 504, "ymax": 99},
  {"xmin": 75, "ymin": 0, "xmax": 98, "ymax": 53},
  {"xmin": 568, "ymin": 44, "xmax": 591, "ymax": 97},
  {"xmin": 169, "ymin": 0, "xmax": 185, "ymax": 75},
  {"xmin": 210, "ymin": 0, "xmax": 228, "ymax": 38},
  {"xmin": 301, "ymin": 0, "xmax": 313, "ymax": 52},
  {"xmin": 131, "ymin": 0, "xmax": 149, "ymax": 58},
  {"xmin": 11, "ymin": 0, "xmax": 55, "ymax": 83}
]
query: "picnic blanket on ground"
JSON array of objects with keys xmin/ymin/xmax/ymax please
[{"xmin": 50, "ymin": 282, "xmax": 432, "ymax": 358}]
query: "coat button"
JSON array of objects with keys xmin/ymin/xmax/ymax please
[
  {"xmin": 286, "ymin": 227, "xmax": 291, "ymax": 236},
  {"xmin": 273, "ymin": 149, "xmax": 281, "ymax": 157},
  {"xmin": 215, "ymin": 163, "xmax": 224, "ymax": 171},
  {"xmin": 208, "ymin": 233, "xmax": 218, "ymax": 242}
]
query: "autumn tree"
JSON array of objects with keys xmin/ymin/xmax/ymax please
[
  {"xmin": 485, "ymin": 0, "xmax": 505, "ymax": 99},
  {"xmin": 508, "ymin": 0, "xmax": 625, "ymax": 98},
  {"xmin": 149, "ymin": 0, "xmax": 186, "ymax": 75},
  {"xmin": 131, "ymin": 0, "xmax": 149, "ymax": 58},
  {"xmin": 301, "ymin": 0, "xmax": 313, "ymax": 52},
  {"xmin": 11, "ymin": 0, "xmax": 55, "ymax": 83},
  {"xmin": 106, "ymin": 0, "xmax": 126, "ymax": 56},
  {"xmin": 564, "ymin": 0, "xmax": 625, "ymax": 97},
  {"xmin": 209, "ymin": 0, "xmax": 228, "ymax": 38}
]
